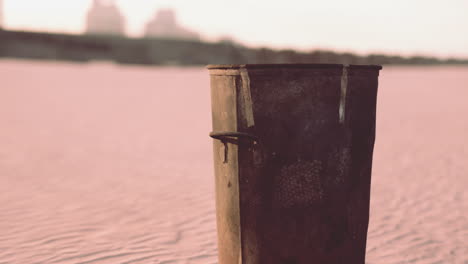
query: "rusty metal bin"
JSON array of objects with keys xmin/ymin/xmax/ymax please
[{"xmin": 208, "ymin": 64, "xmax": 382, "ymax": 264}]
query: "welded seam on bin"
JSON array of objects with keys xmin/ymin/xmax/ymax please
[
  {"xmin": 339, "ymin": 65, "xmax": 349, "ymax": 123},
  {"xmin": 240, "ymin": 69, "xmax": 255, "ymax": 128}
]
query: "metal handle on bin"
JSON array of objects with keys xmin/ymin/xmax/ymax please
[
  {"xmin": 210, "ymin": 131, "xmax": 258, "ymax": 142},
  {"xmin": 210, "ymin": 131, "xmax": 258, "ymax": 163}
]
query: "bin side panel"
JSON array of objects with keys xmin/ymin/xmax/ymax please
[
  {"xmin": 237, "ymin": 68, "xmax": 378, "ymax": 263},
  {"xmin": 211, "ymin": 75, "xmax": 242, "ymax": 264},
  {"xmin": 343, "ymin": 69, "xmax": 380, "ymax": 262}
]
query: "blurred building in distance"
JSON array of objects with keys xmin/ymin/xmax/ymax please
[
  {"xmin": 85, "ymin": 0, "xmax": 125, "ymax": 35},
  {"xmin": 0, "ymin": 0, "xmax": 3, "ymax": 28},
  {"xmin": 144, "ymin": 9, "xmax": 200, "ymax": 41},
  {"xmin": 217, "ymin": 35, "xmax": 244, "ymax": 47}
]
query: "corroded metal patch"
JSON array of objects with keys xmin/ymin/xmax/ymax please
[{"xmin": 274, "ymin": 160, "xmax": 324, "ymax": 208}]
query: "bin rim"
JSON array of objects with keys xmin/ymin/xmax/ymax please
[{"xmin": 207, "ymin": 64, "xmax": 382, "ymax": 70}]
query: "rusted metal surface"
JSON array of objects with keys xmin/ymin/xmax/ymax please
[{"xmin": 209, "ymin": 64, "xmax": 382, "ymax": 264}]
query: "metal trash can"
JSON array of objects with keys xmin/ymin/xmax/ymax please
[{"xmin": 209, "ymin": 64, "xmax": 382, "ymax": 264}]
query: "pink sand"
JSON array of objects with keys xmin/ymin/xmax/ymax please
[{"xmin": 0, "ymin": 60, "xmax": 467, "ymax": 263}]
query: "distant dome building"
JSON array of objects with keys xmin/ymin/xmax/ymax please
[
  {"xmin": 86, "ymin": 0, "xmax": 125, "ymax": 35},
  {"xmin": 0, "ymin": 0, "xmax": 4, "ymax": 28},
  {"xmin": 144, "ymin": 9, "xmax": 200, "ymax": 41}
]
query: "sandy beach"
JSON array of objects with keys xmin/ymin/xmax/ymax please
[{"xmin": 0, "ymin": 60, "xmax": 467, "ymax": 263}]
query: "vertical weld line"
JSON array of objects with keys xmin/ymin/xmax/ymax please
[
  {"xmin": 240, "ymin": 69, "xmax": 255, "ymax": 128},
  {"xmin": 232, "ymin": 74, "xmax": 243, "ymax": 264},
  {"xmin": 339, "ymin": 65, "xmax": 349, "ymax": 124}
]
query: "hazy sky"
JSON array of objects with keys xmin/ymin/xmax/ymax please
[{"xmin": 2, "ymin": 0, "xmax": 468, "ymax": 58}]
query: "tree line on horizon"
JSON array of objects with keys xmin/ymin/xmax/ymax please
[{"xmin": 0, "ymin": 29, "xmax": 467, "ymax": 66}]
